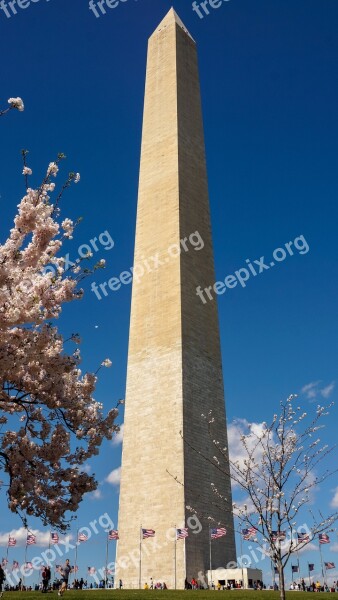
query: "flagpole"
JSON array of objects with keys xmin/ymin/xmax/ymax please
[
  {"xmin": 296, "ymin": 548, "xmax": 301, "ymax": 583},
  {"xmin": 105, "ymin": 533, "xmax": 109, "ymax": 588},
  {"xmin": 318, "ymin": 538, "xmax": 325, "ymax": 581},
  {"xmin": 240, "ymin": 532, "xmax": 244, "ymax": 589},
  {"xmin": 50, "ymin": 533, "xmax": 55, "ymax": 584},
  {"xmin": 6, "ymin": 537, "xmax": 9, "ymax": 564},
  {"xmin": 47, "ymin": 532, "xmax": 51, "ymax": 583},
  {"xmin": 308, "ymin": 563, "xmax": 311, "ymax": 588},
  {"xmin": 74, "ymin": 528, "xmax": 79, "ymax": 584},
  {"xmin": 139, "ymin": 526, "xmax": 142, "ymax": 590},
  {"xmin": 23, "ymin": 534, "xmax": 28, "ymax": 589},
  {"xmin": 115, "ymin": 532, "xmax": 119, "ymax": 590},
  {"xmin": 209, "ymin": 528, "xmax": 212, "ymax": 589}
]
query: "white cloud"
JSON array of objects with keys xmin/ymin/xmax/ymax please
[
  {"xmin": 228, "ymin": 418, "xmax": 271, "ymax": 485},
  {"xmin": 105, "ymin": 467, "xmax": 121, "ymax": 486},
  {"xmin": 270, "ymin": 538, "xmax": 317, "ymax": 557},
  {"xmin": 232, "ymin": 495, "xmax": 256, "ymax": 518},
  {"xmin": 301, "ymin": 380, "xmax": 335, "ymax": 401},
  {"xmin": 90, "ymin": 488, "xmax": 102, "ymax": 500},
  {"xmin": 298, "ymin": 541, "xmax": 317, "ymax": 554},
  {"xmin": 331, "ymin": 487, "xmax": 338, "ymax": 508},
  {"xmin": 301, "ymin": 381, "xmax": 321, "ymax": 399},
  {"xmin": 0, "ymin": 527, "xmax": 72, "ymax": 547},
  {"xmin": 112, "ymin": 423, "xmax": 124, "ymax": 446},
  {"xmin": 321, "ymin": 382, "xmax": 335, "ymax": 398}
]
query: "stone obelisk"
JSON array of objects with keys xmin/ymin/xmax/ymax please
[{"xmin": 116, "ymin": 8, "xmax": 236, "ymax": 589}]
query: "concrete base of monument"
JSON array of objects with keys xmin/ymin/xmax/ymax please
[{"xmin": 207, "ymin": 567, "xmax": 264, "ymax": 590}]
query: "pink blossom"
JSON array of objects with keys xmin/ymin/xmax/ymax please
[{"xmin": 0, "ymin": 160, "xmax": 118, "ymax": 530}]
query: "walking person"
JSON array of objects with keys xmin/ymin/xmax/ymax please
[
  {"xmin": 41, "ymin": 567, "xmax": 48, "ymax": 593},
  {"xmin": 0, "ymin": 563, "xmax": 5, "ymax": 598},
  {"xmin": 46, "ymin": 567, "xmax": 51, "ymax": 592},
  {"xmin": 58, "ymin": 559, "xmax": 72, "ymax": 596}
]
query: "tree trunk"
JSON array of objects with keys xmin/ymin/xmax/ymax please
[{"xmin": 278, "ymin": 563, "xmax": 286, "ymax": 600}]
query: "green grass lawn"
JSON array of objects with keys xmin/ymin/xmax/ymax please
[{"xmin": 0, "ymin": 592, "xmax": 316, "ymax": 600}]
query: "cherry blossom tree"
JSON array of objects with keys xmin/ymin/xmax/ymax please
[
  {"xmin": 197, "ymin": 396, "xmax": 338, "ymax": 600},
  {"xmin": 179, "ymin": 396, "xmax": 338, "ymax": 598},
  {"xmin": 1, "ymin": 115, "xmax": 119, "ymax": 530}
]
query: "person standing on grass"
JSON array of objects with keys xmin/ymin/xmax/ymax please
[
  {"xmin": 0, "ymin": 564, "xmax": 5, "ymax": 598},
  {"xmin": 58, "ymin": 559, "xmax": 72, "ymax": 596},
  {"xmin": 41, "ymin": 567, "xmax": 48, "ymax": 593}
]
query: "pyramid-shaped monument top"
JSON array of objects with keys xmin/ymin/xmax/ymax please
[{"xmin": 153, "ymin": 7, "xmax": 195, "ymax": 42}]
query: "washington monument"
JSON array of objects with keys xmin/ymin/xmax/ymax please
[{"xmin": 116, "ymin": 8, "xmax": 236, "ymax": 588}]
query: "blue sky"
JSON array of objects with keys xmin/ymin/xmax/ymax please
[{"xmin": 1, "ymin": 0, "xmax": 338, "ymax": 587}]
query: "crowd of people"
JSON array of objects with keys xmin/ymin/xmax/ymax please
[
  {"xmin": 0, "ymin": 560, "xmax": 100, "ymax": 596},
  {"xmin": 208, "ymin": 580, "xmax": 265, "ymax": 591},
  {"xmin": 289, "ymin": 580, "xmax": 338, "ymax": 592},
  {"xmin": 144, "ymin": 580, "xmax": 168, "ymax": 590},
  {"xmin": 2, "ymin": 560, "xmax": 338, "ymax": 596}
]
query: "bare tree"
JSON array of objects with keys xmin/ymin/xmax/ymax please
[{"xmin": 184, "ymin": 395, "xmax": 337, "ymax": 600}]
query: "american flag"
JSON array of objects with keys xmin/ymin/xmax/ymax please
[
  {"xmin": 277, "ymin": 531, "xmax": 286, "ymax": 541},
  {"xmin": 88, "ymin": 567, "xmax": 96, "ymax": 575},
  {"xmin": 142, "ymin": 529, "xmax": 155, "ymax": 539},
  {"xmin": 319, "ymin": 534, "xmax": 330, "ymax": 544},
  {"xmin": 292, "ymin": 565, "xmax": 299, "ymax": 573},
  {"xmin": 325, "ymin": 562, "xmax": 335, "ymax": 570},
  {"xmin": 25, "ymin": 562, "xmax": 33, "ymax": 569},
  {"xmin": 12, "ymin": 561, "xmax": 19, "ymax": 570},
  {"xmin": 297, "ymin": 533, "xmax": 310, "ymax": 543},
  {"xmin": 271, "ymin": 531, "xmax": 278, "ymax": 542},
  {"xmin": 241, "ymin": 527, "xmax": 256, "ymax": 540},
  {"xmin": 108, "ymin": 530, "xmax": 119, "ymax": 540},
  {"xmin": 1, "ymin": 558, "xmax": 8, "ymax": 567},
  {"xmin": 308, "ymin": 564, "xmax": 315, "ymax": 572},
  {"xmin": 8, "ymin": 537, "xmax": 16, "ymax": 547},
  {"xmin": 78, "ymin": 532, "xmax": 88, "ymax": 542},
  {"xmin": 51, "ymin": 533, "xmax": 59, "ymax": 544},
  {"xmin": 211, "ymin": 527, "xmax": 227, "ymax": 539},
  {"xmin": 176, "ymin": 528, "xmax": 189, "ymax": 540},
  {"xmin": 26, "ymin": 534, "xmax": 36, "ymax": 545}
]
